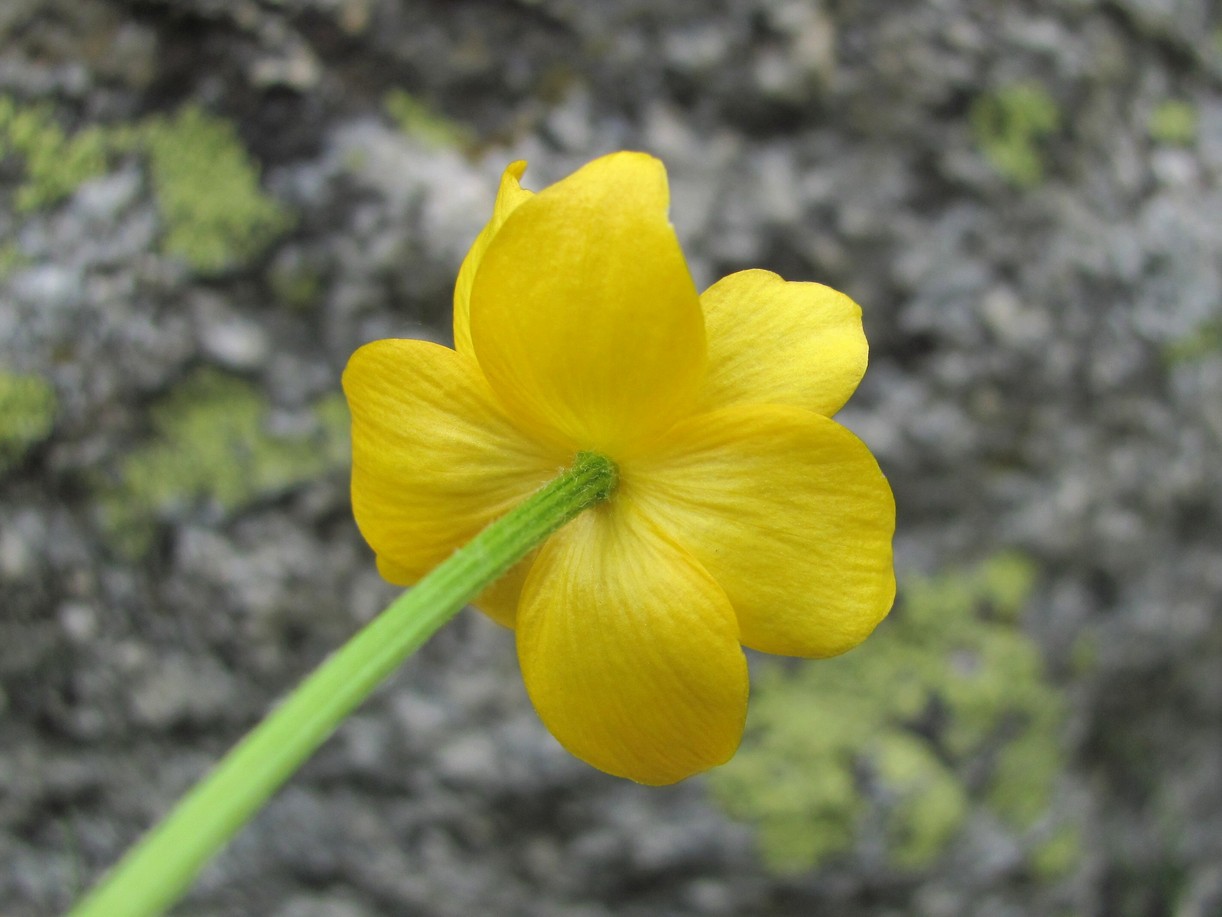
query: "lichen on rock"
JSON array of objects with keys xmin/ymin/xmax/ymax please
[
  {"xmin": 94, "ymin": 369, "xmax": 347, "ymax": 557},
  {"xmin": 138, "ymin": 106, "xmax": 292, "ymax": 275},
  {"xmin": 710, "ymin": 554, "xmax": 1075, "ymax": 876},
  {"xmin": 0, "ymin": 95, "xmax": 109, "ymax": 212},
  {"xmin": 0, "ymin": 370, "xmax": 57, "ymax": 474}
]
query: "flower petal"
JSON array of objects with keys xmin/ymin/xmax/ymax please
[
  {"xmin": 699, "ymin": 269, "xmax": 868, "ymax": 417},
  {"xmin": 470, "ymin": 152, "xmax": 705, "ymax": 457},
  {"xmin": 517, "ymin": 500, "xmax": 748, "ymax": 785},
  {"xmin": 343, "ymin": 339, "xmax": 561, "ymax": 609},
  {"xmin": 471, "ymin": 553, "xmax": 536, "ymax": 628},
  {"xmin": 631, "ymin": 403, "xmax": 895, "ymax": 658},
  {"xmin": 453, "ymin": 161, "xmax": 533, "ymax": 357}
]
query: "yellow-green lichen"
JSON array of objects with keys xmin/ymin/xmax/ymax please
[
  {"xmin": 874, "ymin": 733, "xmax": 970, "ymax": 869},
  {"xmin": 139, "ymin": 106, "xmax": 292, "ymax": 275},
  {"xmin": 0, "ymin": 241, "xmax": 28, "ymax": 280},
  {"xmin": 0, "ymin": 98, "xmax": 292, "ymax": 275},
  {"xmin": 96, "ymin": 370, "xmax": 348, "ymax": 557},
  {"xmin": 1163, "ymin": 319, "xmax": 1222, "ymax": 365},
  {"xmin": 0, "ymin": 95, "xmax": 109, "ymax": 212},
  {"xmin": 971, "ymin": 83, "xmax": 1060, "ymax": 187},
  {"xmin": 383, "ymin": 89, "xmax": 474, "ymax": 151},
  {"xmin": 1148, "ymin": 101, "xmax": 1198, "ymax": 146},
  {"xmin": 0, "ymin": 371, "xmax": 57, "ymax": 473},
  {"xmin": 711, "ymin": 553, "xmax": 1069, "ymax": 875},
  {"xmin": 1031, "ymin": 822, "xmax": 1083, "ymax": 881}
]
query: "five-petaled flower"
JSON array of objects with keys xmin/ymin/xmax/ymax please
[{"xmin": 343, "ymin": 152, "xmax": 896, "ymax": 785}]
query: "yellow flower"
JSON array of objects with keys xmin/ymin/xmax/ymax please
[{"xmin": 343, "ymin": 152, "xmax": 896, "ymax": 785}]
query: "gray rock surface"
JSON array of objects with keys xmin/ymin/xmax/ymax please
[{"xmin": 1, "ymin": 1, "xmax": 1219, "ymax": 915}]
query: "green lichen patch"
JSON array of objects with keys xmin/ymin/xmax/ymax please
[
  {"xmin": 1031, "ymin": 822, "xmax": 1083, "ymax": 881},
  {"xmin": 139, "ymin": 106, "xmax": 292, "ymax": 275},
  {"xmin": 1148, "ymin": 100, "xmax": 1198, "ymax": 146},
  {"xmin": 1163, "ymin": 319, "xmax": 1222, "ymax": 365},
  {"xmin": 96, "ymin": 370, "xmax": 348, "ymax": 557},
  {"xmin": 971, "ymin": 83, "xmax": 1061, "ymax": 188},
  {"xmin": 0, "ymin": 98, "xmax": 292, "ymax": 273},
  {"xmin": 383, "ymin": 89, "xmax": 474, "ymax": 151},
  {"xmin": 711, "ymin": 553, "xmax": 1071, "ymax": 875},
  {"xmin": 873, "ymin": 732, "xmax": 970, "ymax": 869},
  {"xmin": 0, "ymin": 241, "xmax": 29, "ymax": 280},
  {"xmin": 0, "ymin": 95, "xmax": 109, "ymax": 212},
  {"xmin": 0, "ymin": 371, "xmax": 58, "ymax": 474}
]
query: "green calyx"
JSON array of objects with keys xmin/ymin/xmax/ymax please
[
  {"xmin": 571, "ymin": 451, "xmax": 619, "ymax": 504},
  {"xmin": 436, "ymin": 449, "xmax": 617, "ymax": 598}
]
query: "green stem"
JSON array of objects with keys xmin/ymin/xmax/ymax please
[{"xmin": 69, "ymin": 452, "xmax": 617, "ymax": 917}]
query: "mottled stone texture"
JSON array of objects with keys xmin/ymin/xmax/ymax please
[{"xmin": 1, "ymin": 1, "xmax": 1219, "ymax": 915}]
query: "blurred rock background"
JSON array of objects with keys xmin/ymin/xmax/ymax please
[{"xmin": 1, "ymin": 0, "xmax": 1219, "ymax": 915}]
